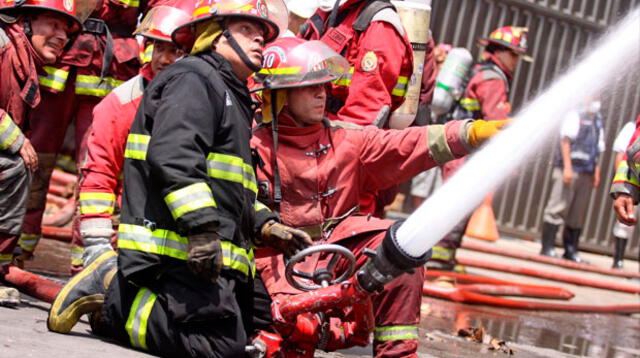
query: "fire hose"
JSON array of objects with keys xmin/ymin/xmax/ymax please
[{"xmin": 0, "ymin": 266, "xmax": 62, "ymax": 303}]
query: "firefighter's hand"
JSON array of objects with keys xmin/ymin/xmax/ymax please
[
  {"xmin": 261, "ymin": 220, "xmax": 313, "ymax": 258},
  {"xmin": 466, "ymin": 119, "xmax": 510, "ymax": 148},
  {"xmin": 19, "ymin": 138, "xmax": 38, "ymax": 172},
  {"xmin": 613, "ymin": 194, "xmax": 637, "ymax": 226},
  {"xmin": 187, "ymin": 232, "xmax": 223, "ymax": 282}
]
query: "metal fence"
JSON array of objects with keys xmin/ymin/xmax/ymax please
[{"xmin": 429, "ymin": 0, "xmax": 640, "ymax": 258}]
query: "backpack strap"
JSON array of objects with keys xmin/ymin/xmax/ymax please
[
  {"xmin": 477, "ymin": 62, "xmax": 510, "ymax": 93},
  {"xmin": 353, "ymin": 0, "xmax": 403, "ymax": 36}
]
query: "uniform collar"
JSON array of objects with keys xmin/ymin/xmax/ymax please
[{"xmin": 483, "ymin": 51, "xmax": 513, "ymax": 80}]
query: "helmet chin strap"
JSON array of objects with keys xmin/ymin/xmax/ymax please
[{"xmin": 222, "ymin": 29, "xmax": 261, "ymax": 73}]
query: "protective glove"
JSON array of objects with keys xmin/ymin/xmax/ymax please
[
  {"xmin": 260, "ymin": 220, "xmax": 313, "ymax": 258},
  {"xmin": 466, "ymin": 119, "xmax": 510, "ymax": 147},
  {"xmin": 187, "ymin": 232, "xmax": 223, "ymax": 282}
]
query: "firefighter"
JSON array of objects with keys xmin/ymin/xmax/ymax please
[
  {"xmin": 47, "ymin": 1, "xmax": 313, "ymax": 356},
  {"xmin": 15, "ymin": 0, "xmax": 166, "ymax": 266},
  {"xmin": 0, "ymin": 0, "xmax": 82, "ymax": 305},
  {"xmin": 299, "ymin": 0, "xmax": 414, "ymax": 216},
  {"xmin": 74, "ymin": 0, "xmax": 192, "ymax": 270},
  {"xmin": 251, "ymin": 37, "xmax": 507, "ymax": 357},
  {"xmin": 429, "ymin": 26, "xmax": 532, "ymax": 271}
]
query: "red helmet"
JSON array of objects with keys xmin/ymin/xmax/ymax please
[
  {"xmin": 134, "ymin": 0, "xmax": 197, "ymax": 42},
  {"xmin": 478, "ymin": 26, "xmax": 533, "ymax": 62},
  {"xmin": 0, "ymin": 0, "xmax": 85, "ymax": 35},
  {"xmin": 253, "ymin": 37, "xmax": 349, "ymax": 91},
  {"xmin": 171, "ymin": 0, "xmax": 287, "ymax": 51}
]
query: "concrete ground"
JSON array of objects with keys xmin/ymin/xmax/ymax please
[{"xmin": 1, "ymin": 236, "xmax": 639, "ymax": 358}]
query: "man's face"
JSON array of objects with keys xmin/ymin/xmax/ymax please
[
  {"xmin": 150, "ymin": 40, "xmax": 184, "ymax": 75},
  {"xmin": 215, "ymin": 19, "xmax": 265, "ymax": 79},
  {"xmin": 496, "ymin": 49, "xmax": 520, "ymax": 73},
  {"xmin": 284, "ymin": 84, "xmax": 326, "ymax": 126},
  {"xmin": 29, "ymin": 12, "xmax": 71, "ymax": 64}
]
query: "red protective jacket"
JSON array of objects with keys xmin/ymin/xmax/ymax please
[
  {"xmin": 38, "ymin": 0, "xmax": 162, "ymax": 97},
  {"xmin": 78, "ymin": 64, "xmax": 153, "ymax": 226},
  {"xmin": 300, "ymin": 0, "xmax": 413, "ymax": 126},
  {"xmin": 0, "ymin": 23, "xmax": 42, "ymax": 154},
  {"xmin": 460, "ymin": 52, "xmax": 513, "ymax": 121},
  {"xmin": 251, "ymin": 115, "xmax": 471, "ymax": 294}
]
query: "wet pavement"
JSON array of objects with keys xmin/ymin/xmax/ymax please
[{"xmin": 1, "ymin": 236, "xmax": 639, "ymax": 357}]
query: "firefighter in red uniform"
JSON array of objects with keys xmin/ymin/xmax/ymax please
[
  {"xmin": 75, "ymin": 0, "xmax": 191, "ymax": 269},
  {"xmin": 299, "ymin": 0, "xmax": 414, "ymax": 215},
  {"xmin": 429, "ymin": 26, "xmax": 532, "ymax": 270},
  {"xmin": 15, "ymin": 0, "xmax": 165, "ymax": 265},
  {"xmin": 611, "ymin": 115, "xmax": 640, "ymax": 226},
  {"xmin": 251, "ymin": 37, "xmax": 507, "ymax": 357},
  {"xmin": 0, "ymin": 0, "xmax": 82, "ymax": 304}
]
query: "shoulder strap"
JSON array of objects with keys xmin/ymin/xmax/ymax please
[
  {"xmin": 353, "ymin": 0, "xmax": 397, "ymax": 33},
  {"xmin": 477, "ymin": 62, "xmax": 510, "ymax": 93}
]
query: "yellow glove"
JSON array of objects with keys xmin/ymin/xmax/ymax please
[{"xmin": 466, "ymin": 119, "xmax": 510, "ymax": 147}]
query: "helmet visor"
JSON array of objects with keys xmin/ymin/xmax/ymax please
[{"xmin": 134, "ymin": 5, "xmax": 192, "ymax": 41}]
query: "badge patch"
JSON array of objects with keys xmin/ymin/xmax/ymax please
[
  {"xmin": 63, "ymin": 0, "xmax": 74, "ymax": 12},
  {"xmin": 256, "ymin": 0, "xmax": 268, "ymax": 18},
  {"xmin": 361, "ymin": 51, "xmax": 377, "ymax": 72}
]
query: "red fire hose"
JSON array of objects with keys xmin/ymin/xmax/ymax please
[
  {"xmin": 50, "ymin": 169, "xmax": 77, "ymax": 186},
  {"xmin": 423, "ymin": 283, "xmax": 640, "ymax": 314},
  {"xmin": 461, "ymin": 239, "xmax": 640, "ymax": 279},
  {"xmin": 1, "ymin": 266, "xmax": 62, "ymax": 303},
  {"xmin": 457, "ymin": 257, "xmax": 640, "ymax": 294},
  {"xmin": 41, "ymin": 226, "xmax": 73, "ymax": 243}
]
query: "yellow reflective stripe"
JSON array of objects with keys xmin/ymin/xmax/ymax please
[
  {"xmin": 164, "ymin": 182, "xmax": 216, "ymax": 220},
  {"xmin": 117, "ymin": 0, "xmax": 139, "ymax": 7},
  {"xmin": 70, "ymin": 245, "xmax": 84, "ymax": 266},
  {"xmin": 431, "ymin": 245, "xmax": 454, "ymax": 261},
  {"xmin": 391, "ymin": 76, "xmax": 409, "ymax": 97},
  {"xmin": 221, "ymin": 241, "xmax": 255, "ymax": 277},
  {"xmin": 141, "ymin": 44, "xmax": 153, "ymax": 64},
  {"xmin": 373, "ymin": 325, "xmax": 419, "ymax": 341},
  {"xmin": 206, "ymin": 153, "xmax": 258, "ymax": 194},
  {"xmin": 118, "ymin": 224, "xmax": 189, "ymax": 260},
  {"xmin": 334, "ymin": 67, "xmax": 354, "ymax": 87},
  {"xmin": 0, "ymin": 113, "xmax": 22, "ymax": 151},
  {"xmin": 124, "ymin": 134, "xmax": 151, "ymax": 161},
  {"xmin": 19, "ymin": 233, "xmax": 40, "ymax": 252},
  {"xmin": 613, "ymin": 161, "xmax": 640, "ymax": 187},
  {"xmin": 258, "ymin": 66, "xmax": 302, "ymax": 75},
  {"xmin": 254, "ymin": 200, "xmax": 271, "ymax": 212},
  {"xmin": 125, "ymin": 287, "xmax": 156, "ymax": 351},
  {"xmin": 38, "ymin": 66, "xmax": 69, "ymax": 91},
  {"xmin": 193, "ymin": 3, "xmax": 253, "ymax": 17},
  {"xmin": 460, "ymin": 98, "xmax": 481, "ymax": 111},
  {"xmin": 0, "ymin": 253, "xmax": 13, "ymax": 265},
  {"xmin": 75, "ymin": 75, "xmax": 124, "ymax": 97},
  {"xmin": 79, "ymin": 192, "xmax": 116, "ymax": 215}
]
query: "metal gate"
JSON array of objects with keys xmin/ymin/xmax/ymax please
[{"xmin": 429, "ymin": 0, "xmax": 640, "ymax": 258}]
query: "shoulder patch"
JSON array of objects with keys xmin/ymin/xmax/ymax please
[
  {"xmin": 371, "ymin": 8, "xmax": 405, "ymax": 37},
  {"xmin": 0, "ymin": 27, "xmax": 9, "ymax": 48},
  {"xmin": 113, "ymin": 74, "xmax": 144, "ymax": 104}
]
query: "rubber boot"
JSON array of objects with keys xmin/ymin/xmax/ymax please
[
  {"xmin": 562, "ymin": 227, "xmax": 588, "ymax": 264},
  {"xmin": 612, "ymin": 238, "xmax": 627, "ymax": 269},
  {"xmin": 539, "ymin": 222, "xmax": 559, "ymax": 257},
  {"xmin": 48, "ymin": 250, "xmax": 117, "ymax": 333}
]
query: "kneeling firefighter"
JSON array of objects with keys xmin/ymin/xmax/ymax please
[
  {"xmin": 251, "ymin": 37, "xmax": 508, "ymax": 357},
  {"xmin": 47, "ymin": 1, "xmax": 316, "ymax": 356}
]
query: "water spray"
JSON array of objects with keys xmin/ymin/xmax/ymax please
[{"xmin": 396, "ymin": 8, "xmax": 640, "ymax": 258}]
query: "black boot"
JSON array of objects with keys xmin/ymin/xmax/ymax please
[
  {"xmin": 539, "ymin": 222, "xmax": 559, "ymax": 257},
  {"xmin": 562, "ymin": 227, "xmax": 589, "ymax": 264},
  {"xmin": 612, "ymin": 238, "xmax": 627, "ymax": 269}
]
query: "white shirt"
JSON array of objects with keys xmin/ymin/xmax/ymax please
[
  {"xmin": 613, "ymin": 121, "xmax": 635, "ymax": 153},
  {"xmin": 560, "ymin": 110, "xmax": 605, "ymax": 154}
]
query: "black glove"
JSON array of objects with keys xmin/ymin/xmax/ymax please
[
  {"xmin": 260, "ymin": 220, "xmax": 313, "ymax": 258},
  {"xmin": 187, "ymin": 232, "xmax": 223, "ymax": 282}
]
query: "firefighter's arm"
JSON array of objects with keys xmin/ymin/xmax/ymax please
[
  {"xmin": 337, "ymin": 21, "xmax": 409, "ymax": 126},
  {"xmin": 146, "ymin": 71, "xmax": 221, "ymax": 236},
  {"xmin": 475, "ymin": 78, "xmax": 510, "ymax": 120},
  {"xmin": 0, "ymin": 110, "xmax": 26, "ymax": 155},
  {"xmin": 78, "ymin": 97, "xmax": 129, "ymax": 240},
  {"xmin": 357, "ymin": 120, "xmax": 473, "ymax": 191}
]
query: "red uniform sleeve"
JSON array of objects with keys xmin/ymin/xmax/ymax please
[
  {"xmin": 357, "ymin": 120, "xmax": 471, "ymax": 191},
  {"xmin": 0, "ymin": 110, "xmax": 25, "ymax": 154},
  {"xmin": 79, "ymin": 94, "xmax": 140, "ymax": 221},
  {"xmin": 337, "ymin": 21, "xmax": 410, "ymax": 126},
  {"xmin": 475, "ymin": 78, "xmax": 510, "ymax": 120}
]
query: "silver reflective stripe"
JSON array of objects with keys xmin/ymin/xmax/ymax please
[{"xmin": 126, "ymin": 287, "xmax": 157, "ymax": 350}]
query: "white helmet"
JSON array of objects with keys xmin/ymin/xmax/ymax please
[{"xmin": 285, "ymin": 0, "xmax": 318, "ymax": 18}]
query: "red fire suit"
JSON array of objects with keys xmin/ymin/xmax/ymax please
[
  {"xmin": 432, "ymin": 52, "xmax": 513, "ymax": 267},
  {"xmin": 20, "ymin": 0, "xmax": 161, "ymax": 257},
  {"xmin": 67, "ymin": 64, "xmax": 154, "ymax": 268},
  {"xmin": 0, "ymin": 23, "xmax": 41, "ymax": 267},
  {"xmin": 251, "ymin": 114, "xmax": 472, "ymax": 357}
]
